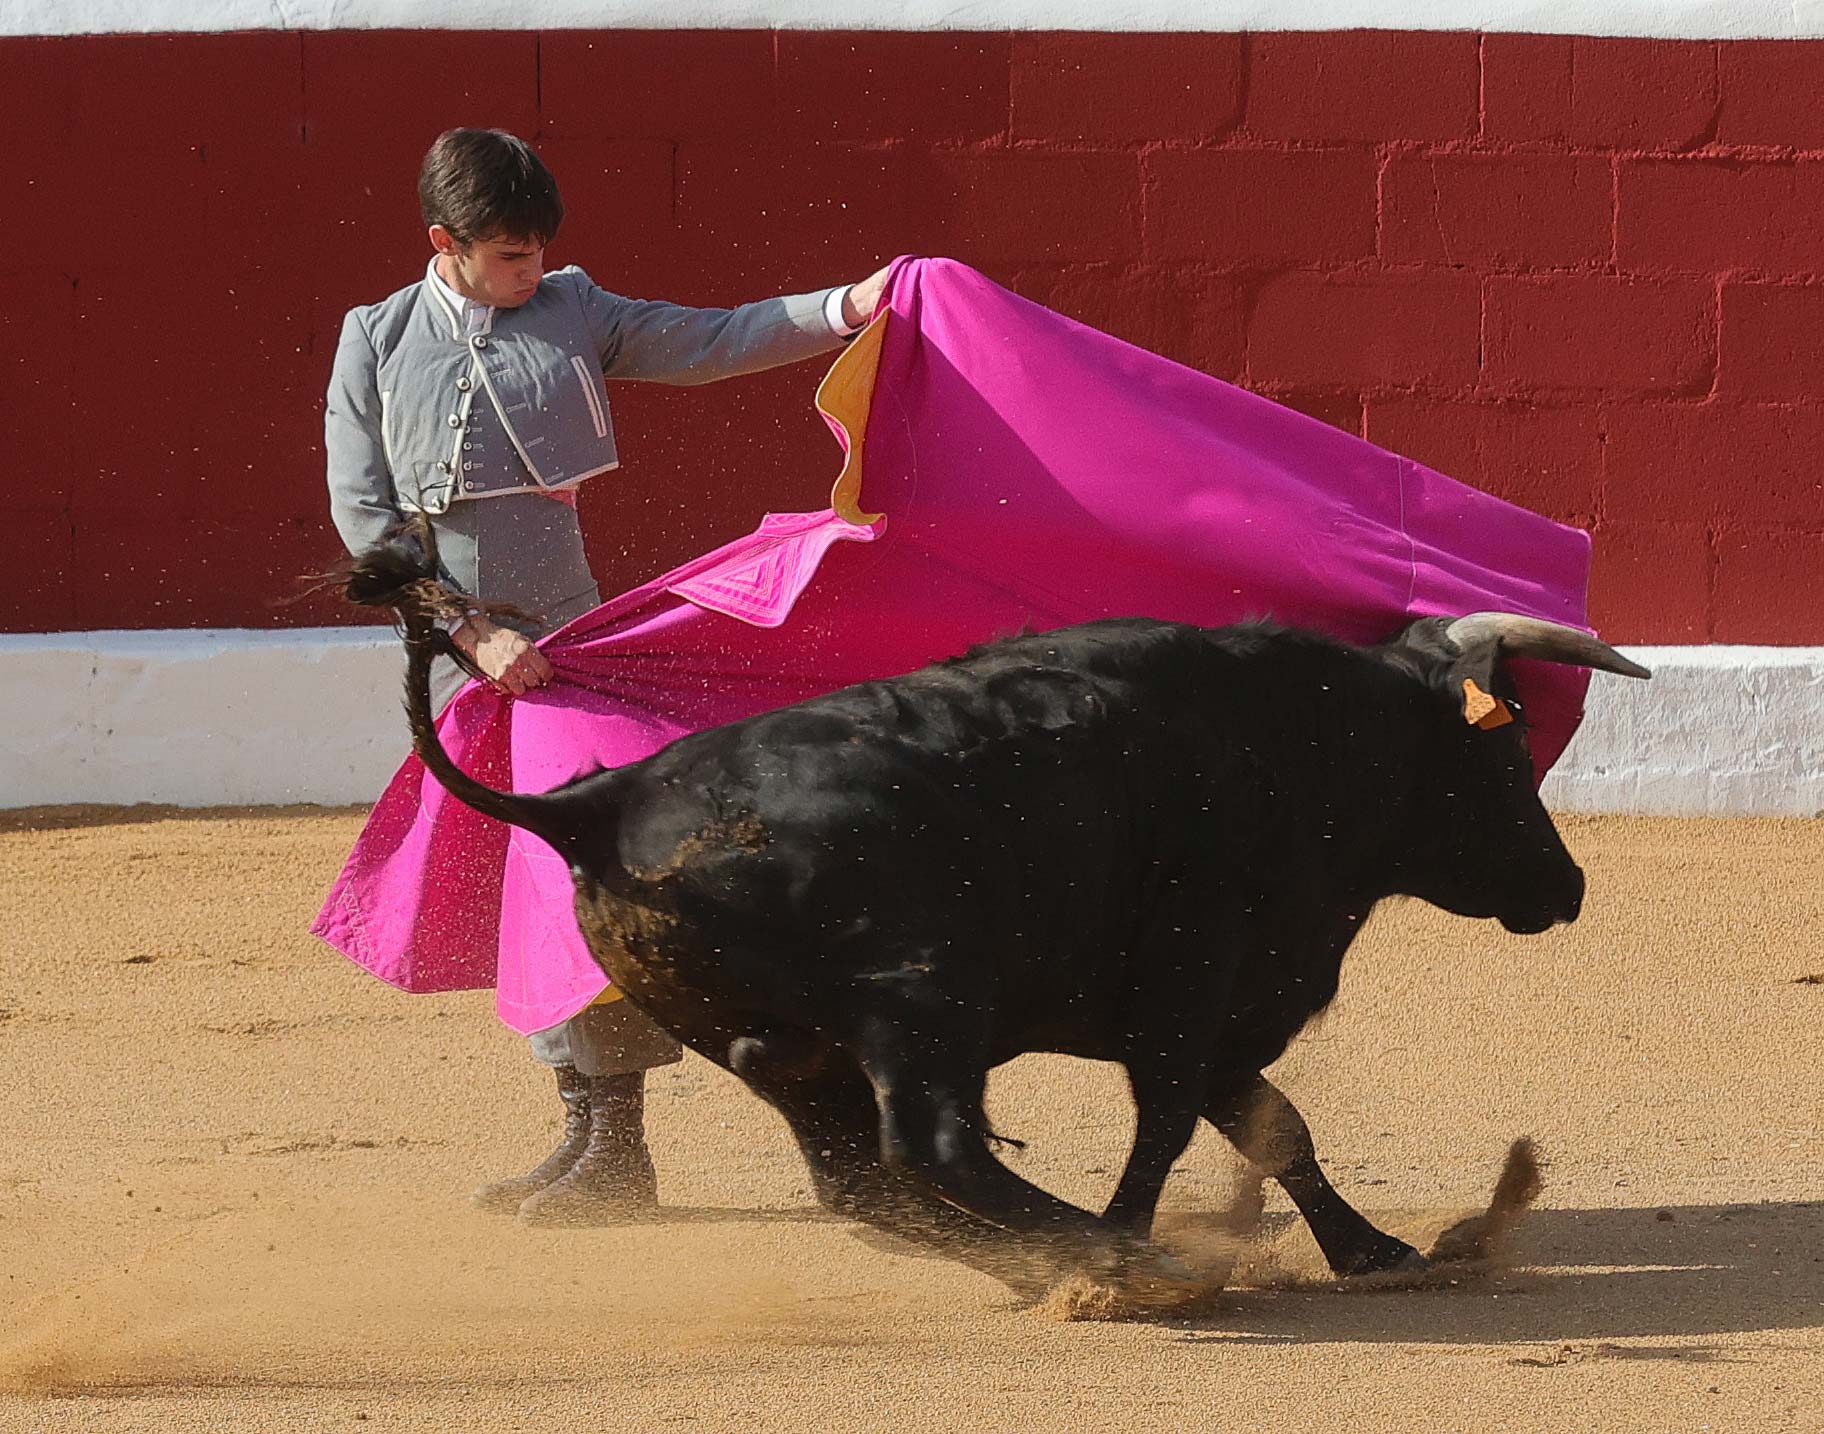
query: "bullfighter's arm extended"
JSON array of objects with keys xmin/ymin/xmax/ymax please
[{"xmin": 571, "ymin": 266, "xmax": 876, "ymax": 385}]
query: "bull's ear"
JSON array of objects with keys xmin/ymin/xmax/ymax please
[
  {"xmin": 1460, "ymin": 677, "xmax": 1515, "ymax": 730},
  {"xmin": 1436, "ymin": 611, "xmax": 1651, "ymax": 731},
  {"xmin": 1444, "ymin": 633, "xmax": 1514, "ymax": 730},
  {"xmin": 1378, "ymin": 618, "xmax": 1515, "ymax": 729}
]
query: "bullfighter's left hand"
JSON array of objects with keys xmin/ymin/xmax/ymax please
[{"xmin": 842, "ymin": 265, "xmax": 891, "ymax": 329}]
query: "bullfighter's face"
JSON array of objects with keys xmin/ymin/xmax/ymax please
[{"xmin": 429, "ymin": 228, "xmax": 546, "ymax": 309}]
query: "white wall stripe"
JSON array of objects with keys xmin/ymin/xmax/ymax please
[
  {"xmin": 3, "ymin": 0, "xmax": 1824, "ymax": 38},
  {"xmin": 1540, "ymin": 646, "xmax": 1824, "ymax": 819},
  {"xmin": 0, "ymin": 629, "xmax": 408, "ymax": 810},
  {"xmin": 0, "ymin": 629, "xmax": 1816, "ymax": 815}
]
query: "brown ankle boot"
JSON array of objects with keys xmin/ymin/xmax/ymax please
[
  {"xmin": 470, "ymin": 1064, "xmax": 592, "ymax": 1215},
  {"xmin": 515, "ymin": 1071, "xmax": 659, "ymax": 1227}
]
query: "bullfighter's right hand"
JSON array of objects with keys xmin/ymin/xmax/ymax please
[{"xmin": 451, "ymin": 616, "xmax": 555, "ymax": 697}]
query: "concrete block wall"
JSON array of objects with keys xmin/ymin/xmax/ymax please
[{"xmin": 6, "ymin": 29, "xmax": 1824, "ymax": 644}]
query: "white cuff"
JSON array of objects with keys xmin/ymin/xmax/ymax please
[
  {"xmin": 824, "ymin": 285, "xmax": 862, "ymax": 339},
  {"xmin": 438, "ymin": 603, "xmax": 482, "ymax": 636}
]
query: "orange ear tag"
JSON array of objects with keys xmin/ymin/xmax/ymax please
[{"xmin": 1462, "ymin": 678, "xmax": 1515, "ymax": 730}]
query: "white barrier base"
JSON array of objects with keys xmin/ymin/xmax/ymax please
[
  {"xmin": 0, "ymin": 629, "xmax": 1818, "ymax": 816},
  {"xmin": 0, "ymin": 628, "xmax": 408, "ymax": 809},
  {"xmin": 1540, "ymin": 645, "xmax": 1824, "ymax": 818}
]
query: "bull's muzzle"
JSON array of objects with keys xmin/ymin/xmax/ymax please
[{"xmin": 1500, "ymin": 863, "xmax": 1585, "ymax": 935}]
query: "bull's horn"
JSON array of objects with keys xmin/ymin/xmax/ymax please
[{"xmin": 1443, "ymin": 613, "xmax": 1652, "ymax": 680}]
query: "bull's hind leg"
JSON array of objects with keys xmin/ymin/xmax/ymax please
[
  {"xmin": 849, "ymin": 1009, "xmax": 1192, "ymax": 1299},
  {"xmin": 1205, "ymin": 1072, "xmax": 1428, "ymax": 1278},
  {"xmin": 730, "ymin": 1031, "xmax": 1059, "ymax": 1297},
  {"xmin": 730, "ymin": 1030, "xmax": 953, "ymax": 1225}
]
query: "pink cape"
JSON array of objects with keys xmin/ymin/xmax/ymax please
[{"xmin": 312, "ymin": 257, "xmax": 1593, "ymax": 1035}]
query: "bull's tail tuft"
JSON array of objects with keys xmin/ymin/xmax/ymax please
[
  {"xmin": 342, "ymin": 520, "xmax": 534, "ymax": 662},
  {"xmin": 344, "ymin": 527, "xmax": 460, "ymax": 621},
  {"xmin": 336, "ymin": 516, "xmax": 577, "ymax": 854}
]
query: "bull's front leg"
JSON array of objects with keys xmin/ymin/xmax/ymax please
[
  {"xmin": 1102, "ymin": 1060, "xmax": 1210, "ymax": 1236},
  {"xmin": 1205, "ymin": 1072, "xmax": 1428, "ymax": 1278}
]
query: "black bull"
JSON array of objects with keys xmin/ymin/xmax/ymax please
[{"xmin": 349, "ymin": 529, "xmax": 1649, "ymax": 1301}]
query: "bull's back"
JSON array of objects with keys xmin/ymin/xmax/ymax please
[{"xmin": 577, "ymin": 617, "xmax": 1385, "ymax": 1057}]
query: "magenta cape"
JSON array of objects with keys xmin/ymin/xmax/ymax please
[{"xmin": 312, "ymin": 257, "xmax": 1593, "ymax": 1035}]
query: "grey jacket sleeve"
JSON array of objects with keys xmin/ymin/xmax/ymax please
[
  {"xmin": 324, "ymin": 309, "xmax": 403, "ymax": 558},
  {"xmin": 570, "ymin": 268, "xmax": 847, "ymax": 386}
]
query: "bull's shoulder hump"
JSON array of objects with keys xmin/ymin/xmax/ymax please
[{"xmin": 833, "ymin": 632, "xmax": 1174, "ymax": 750}]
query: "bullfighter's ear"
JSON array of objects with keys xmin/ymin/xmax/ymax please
[{"xmin": 1461, "ymin": 678, "xmax": 1514, "ymax": 730}]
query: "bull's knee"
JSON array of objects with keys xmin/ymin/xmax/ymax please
[
  {"xmin": 878, "ymin": 1095, "xmax": 982, "ymax": 1188},
  {"xmin": 1210, "ymin": 1078, "xmax": 1313, "ymax": 1178},
  {"xmin": 874, "ymin": 1085, "xmax": 935, "ymax": 1168},
  {"xmin": 728, "ymin": 1029, "xmax": 823, "ymax": 1083},
  {"xmin": 876, "ymin": 1104, "xmax": 926, "ymax": 1175}
]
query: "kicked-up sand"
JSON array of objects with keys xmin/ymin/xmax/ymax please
[{"xmin": 0, "ymin": 806, "xmax": 1818, "ymax": 1432}]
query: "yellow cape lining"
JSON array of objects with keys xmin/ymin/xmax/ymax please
[{"xmin": 815, "ymin": 309, "xmax": 890, "ymax": 527}]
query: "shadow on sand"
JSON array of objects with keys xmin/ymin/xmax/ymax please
[
  {"xmin": 1174, "ymin": 1198, "xmax": 1824, "ymax": 1350},
  {"xmin": 634, "ymin": 1203, "xmax": 840, "ymax": 1227}
]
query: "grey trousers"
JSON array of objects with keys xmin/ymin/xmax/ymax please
[
  {"xmin": 426, "ymin": 493, "xmax": 684, "ymax": 1079},
  {"xmin": 528, "ymin": 998, "xmax": 684, "ymax": 1077}
]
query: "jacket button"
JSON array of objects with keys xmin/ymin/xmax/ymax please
[
  {"xmin": 462, "ymin": 443, "xmax": 472, "ymax": 451},
  {"xmin": 456, "ymin": 376, "xmax": 472, "ymax": 392},
  {"xmin": 471, "ymin": 335, "xmax": 488, "ymax": 349},
  {"xmin": 447, "ymin": 414, "xmax": 462, "ymax": 428}
]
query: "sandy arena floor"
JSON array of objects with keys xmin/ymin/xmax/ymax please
[{"xmin": 0, "ymin": 806, "xmax": 1818, "ymax": 1432}]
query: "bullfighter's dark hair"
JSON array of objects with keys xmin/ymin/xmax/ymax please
[{"xmin": 418, "ymin": 128, "xmax": 564, "ymax": 247}]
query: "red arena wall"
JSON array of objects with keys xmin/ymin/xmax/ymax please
[{"xmin": 5, "ymin": 29, "xmax": 1823, "ymax": 643}]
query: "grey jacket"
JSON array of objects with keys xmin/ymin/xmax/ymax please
[{"xmin": 325, "ymin": 265, "xmax": 847, "ymax": 557}]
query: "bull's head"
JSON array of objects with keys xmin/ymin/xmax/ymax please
[{"xmin": 1380, "ymin": 613, "xmax": 1651, "ymax": 936}]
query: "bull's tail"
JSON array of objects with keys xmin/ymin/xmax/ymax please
[{"xmin": 342, "ymin": 518, "xmax": 582, "ymax": 857}]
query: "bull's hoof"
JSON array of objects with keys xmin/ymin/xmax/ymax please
[
  {"xmin": 1335, "ymin": 1237, "xmax": 1432, "ymax": 1282},
  {"xmin": 1365, "ymin": 1247, "xmax": 1438, "ymax": 1285}
]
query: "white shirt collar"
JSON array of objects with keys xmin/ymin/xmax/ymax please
[{"xmin": 425, "ymin": 256, "xmax": 493, "ymax": 338}]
